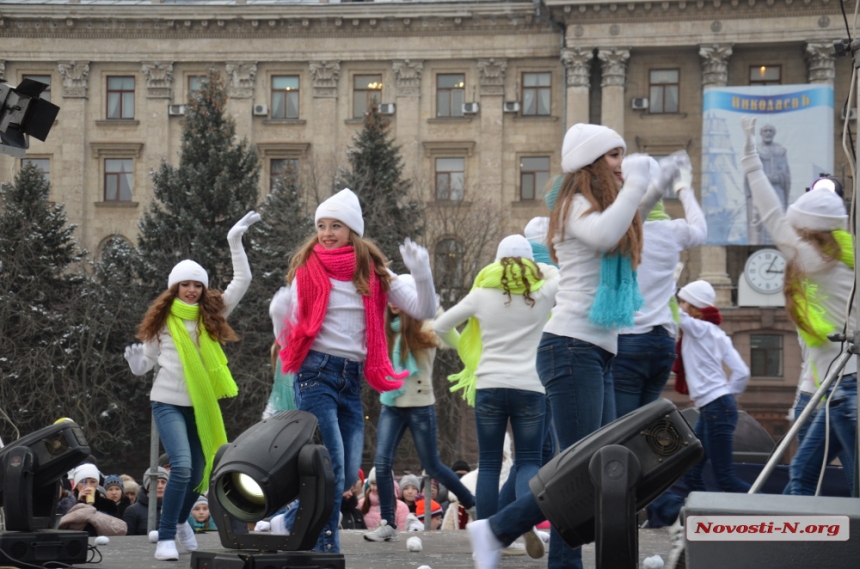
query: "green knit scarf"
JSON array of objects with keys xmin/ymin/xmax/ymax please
[
  {"xmin": 647, "ymin": 201, "xmax": 671, "ymax": 221},
  {"xmin": 448, "ymin": 260, "xmax": 546, "ymax": 406},
  {"xmin": 167, "ymin": 299, "xmax": 238, "ymax": 492}
]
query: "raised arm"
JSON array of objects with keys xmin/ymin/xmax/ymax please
[
  {"xmin": 638, "ymin": 156, "xmax": 679, "ymax": 219},
  {"xmin": 387, "ymin": 238, "xmax": 436, "ymax": 320},
  {"xmin": 673, "ymin": 151, "xmax": 708, "ymax": 248},
  {"xmin": 221, "ymin": 211, "xmax": 261, "ymax": 316}
]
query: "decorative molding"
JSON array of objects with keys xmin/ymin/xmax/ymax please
[
  {"xmin": 561, "ymin": 47, "xmax": 594, "ymax": 88},
  {"xmin": 597, "ymin": 48, "xmax": 630, "ymax": 87},
  {"xmin": 309, "ymin": 61, "xmax": 340, "ymax": 98},
  {"xmin": 226, "ymin": 61, "xmax": 257, "ymax": 99},
  {"xmin": 805, "ymin": 41, "xmax": 835, "ymax": 84},
  {"xmin": 141, "ymin": 61, "xmax": 173, "ymax": 99},
  {"xmin": 422, "ymin": 140, "xmax": 476, "ymax": 158},
  {"xmin": 256, "ymin": 142, "xmax": 311, "ymax": 158},
  {"xmin": 477, "ymin": 58, "xmax": 507, "ymax": 97},
  {"xmin": 392, "ymin": 59, "xmax": 424, "ymax": 98},
  {"xmin": 634, "ymin": 135, "xmax": 692, "ymax": 154},
  {"xmin": 89, "ymin": 141, "xmax": 144, "ymax": 158},
  {"xmin": 58, "ymin": 61, "xmax": 90, "ymax": 98},
  {"xmin": 0, "ymin": 60, "xmax": 5, "ymax": 81},
  {"xmin": 699, "ymin": 43, "xmax": 733, "ymax": 87}
]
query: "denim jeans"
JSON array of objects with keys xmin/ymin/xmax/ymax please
[
  {"xmin": 293, "ymin": 350, "xmax": 364, "ymax": 553},
  {"xmin": 498, "ymin": 399, "xmax": 557, "ymax": 511},
  {"xmin": 374, "ymin": 404, "xmax": 476, "ymax": 528},
  {"xmin": 683, "ymin": 394, "xmax": 751, "ymax": 493},
  {"xmin": 787, "ymin": 374, "xmax": 856, "ymax": 496},
  {"xmin": 612, "ymin": 327, "xmax": 677, "ymax": 418},
  {"xmin": 151, "ymin": 402, "xmax": 205, "ymax": 542},
  {"xmin": 473, "ymin": 388, "xmax": 546, "ymax": 519}
]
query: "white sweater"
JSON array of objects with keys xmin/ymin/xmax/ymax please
[
  {"xmin": 142, "ymin": 238, "xmax": 252, "ymax": 407},
  {"xmin": 543, "ymin": 175, "xmax": 649, "ymax": 354},
  {"xmin": 679, "ymin": 310, "xmax": 750, "ymax": 409},
  {"xmin": 623, "ymin": 188, "xmax": 708, "ymax": 336},
  {"xmin": 744, "ymin": 154, "xmax": 857, "ymax": 379},
  {"xmin": 433, "ymin": 264, "xmax": 560, "ymax": 394}
]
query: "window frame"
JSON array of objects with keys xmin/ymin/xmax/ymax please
[
  {"xmin": 519, "ymin": 156, "xmax": 551, "ymax": 201},
  {"xmin": 435, "ymin": 157, "xmax": 466, "ymax": 202},
  {"xmin": 749, "ymin": 65, "xmax": 782, "ymax": 86},
  {"xmin": 352, "ymin": 74, "xmax": 383, "ymax": 119},
  {"xmin": 103, "ymin": 158, "xmax": 134, "ymax": 202},
  {"xmin": 271, "ymin": 75, "xmax": 300, "ymax": 120},
  {"xmin": 269, "ymin": 158, "xmax": 299, "ymax": 192},
  {"xmin": 750, "ymin": 333, "xmax": 784, "ymax": 378},
  {"xmin": 436, "ymin": 73, "xmax": 466, "ymax": 118},
  {"xmin": 521, "ymin": 72, "xmax": 552, "ymax": 117},
  {"xmin": 106, "ymin": 76, "xmax": 135, "ymax": 120},
  {"xmin": 22, "ymin": 157, "xmax": 51, "ymax": 183},
  {"xmin": 648, "ymin": 69, "xmax": 680, "ymax": 114},
  {"xmin": 22, "ymin": 74, "xmax": 52, "ymax": 102},
  {"xmin": 188, "ymin": 75, "xmax": 207, "ymax": 101}
]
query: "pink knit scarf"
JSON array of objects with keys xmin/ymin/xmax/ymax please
[{"xmin": 279, "ymin": 244, "xmax": 406, "ymax": 393}]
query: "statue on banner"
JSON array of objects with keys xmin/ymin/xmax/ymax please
[{"xmin": 745, "ymin": 122, "xmax": 791, "ymax": 244}]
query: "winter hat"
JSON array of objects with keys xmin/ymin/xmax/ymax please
[
  {"xmin": 71, "ymin": 463, "xmax": 101, "ymax": 489},
  {"xmin": 787, "ymin": 188, "xmax": 848, "ymax": 232},
  {"xmin": 415, "ymin": 499, "xmax": 444, "ymax": 519},
  {"xmin": 142, "ymin": 466, "xmax": 170, "ymax": 491},
  {"xmin": 124, "ymin": 479, "xmax": 139, "ymax": 497},
  {"xmin": 678, "ymin": 280, "xmax": 716, "ymax": 309},
  {"xmin": 524, "ymin": 217, "xmax": 549, "ymax": 244},
  {"xmin": 561, "ymin": 123, "xmax": 626, "ymax": 173},
  {"xmin": 451, "ymin": 459, "xmax": 470, "ymax": 473},
  {"xmin": 168, "ymin": 260, "xmax": 209, "ymax": 289},
  {"xmin": 399, "ymin": 474, "xmax": 422, "ymax": 493},
  {"xmin": 194, "ymin": 495, "xmax": 208, "ymax": 508},
  {"xmin": 495, "ymin": 235, "xmax": 534, "ymax": 262},
  {"xmin": 315, "ymin": 188, "xmax": 364, "ymax": 237},
  {"xmin": 158, "ymin": 453, "xmax": 171, "ymax": 469},
  {"xmin": 104, "ymin": 475, "xmax": 124, "ymax": 492}
]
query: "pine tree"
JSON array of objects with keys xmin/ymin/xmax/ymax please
[{"xmin": 339, "ymin": 104, "xmax": 422, "ymax": 272}]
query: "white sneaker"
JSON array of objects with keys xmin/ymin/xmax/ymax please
[
  {"xmin": 501, "ymin": 541, "xmax": 526, "ymax": 556},
  {"xmin": 467, "ymin": 519, "xmax": 502, "ymax": 569},
  {"xmin": 363, "ymin": 520, "xmax": 399, "ymax": 542},
  {"xmin": 155, "ymin": 540, "xmax": 179, "ymax": 561},
  {"xmin": 523, "ymin": 528, "xmax": 545, "ymax": 559},
  {"xmin": 175, "ymin": 522, "xmax": 197, "ymax": 552},
  {"xmin": 254, "ymin": 520, "xmax": 272, "ymax": 532},
  {"xmin": 666, "ymin": 519, "xmax": 686, "ymax": 569},
  {"xmin": 270, "ymin": 514, "xmax": 291, "ymax": 536}
]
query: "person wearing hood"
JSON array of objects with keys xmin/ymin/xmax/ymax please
[{"xmin": 123, "ymin": 467, "xmax": 169, "ymax": 536}]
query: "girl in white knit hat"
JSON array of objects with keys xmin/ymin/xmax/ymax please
[
  {"xmin": 123, "ymin": 210, "xmax": 260, "ymax": 561},
  {"xmin": 269, "ymin": 188, "xmax": 436, "ymax": 553}
]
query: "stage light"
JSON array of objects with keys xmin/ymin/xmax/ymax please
[
  {"xmin": 529, "ymin": 399, "xmax": 703, "ymax": 569},
  {"xmin": 0, "ymin": 78, "xmax": 60, "ymax": 158}
]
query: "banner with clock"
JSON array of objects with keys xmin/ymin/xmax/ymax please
[{"xmin": 701, "ymin": 84, "xmax": 834, "ymax": 246}]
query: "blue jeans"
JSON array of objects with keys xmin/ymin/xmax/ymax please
[
  {"xmin": 788, "ymin": 374, "xmax": 856, "ymax": 496},
  {"xmin": 474, "ymin": 388, "xmax": 546, "ymax": 519},
  {"xmin": 374, "ymin": 404, "xmax": 475, "ymax": 527},
  {"xmin": 151, "ymin": 402, "xmax": 206, "ymax": 542},
  {"xmin": 498, "ymin": 399, "xmax": 556, "ymax": 511},
  {"xmin": 612, "ymin": 327, "xmax": 676, "ymax": 418},
  {"xmin": 294, "ymin": 350, "xmax": 364, "ymax": 553},
  {"xmin": 684, "ymin": 394, "xmax": 751, "ymax": 493}
]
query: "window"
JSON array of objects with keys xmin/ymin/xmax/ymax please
[
  {"xmin": 750, "ymin": 65, "xmax": 781, "ymax": 86},
  {"xmin": 188, "ymin": 76, "xmax": 206, "ymax": 99},
  {"xmin": 435, "ymin": 238, "xmax": 465, "ymax": 306},
  {"xmin": 272, "ymin": 76, "xmax": 300, "ymax": 119},
  {"xmin": 750, "ymin": 334, "xmax": 783, "ymax": 377},
  {"xmin": 649, "ymin": 69, "xmax": 679, "ymax": 114},
  {"xmin": 435, "ymin": 158, "xmax": 465, "ymax": 201},
  {"xmin": 270, "ymin": 158, "xmax": 299, "ymax": 191},
  {"xmin": 107, "ymin": 76, "xmax": 135, "ymax": 119},
  {"xmin": 23, "ymin": 158, "xmax": 50, "ymax": 183},
  {"xmin": 436, "ymin": 74, "xmax": 465, "ymax": 118},
  {"xmin": 522, "ymin": 72, "xmax": 551, "ymax": 116},
  {"xmin": 520, "ymin": 157, "xmax": 550, "ymax": 201},
  {"xmin": 23, "ymin": 75, "xmax": 51, "ymax": 102},
  {"xmin": 104, "ymin": 159, "xmax": 133, "ymax": 202},
  {"xmin": 353, "ymin": 74, "xmax": 382, "ymax": 118}
]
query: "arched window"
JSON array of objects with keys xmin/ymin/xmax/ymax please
[{"xmin": 435, "ymin": 238, "xmax": 464, "ymax": 306}]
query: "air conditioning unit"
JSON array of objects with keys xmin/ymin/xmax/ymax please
[
  {"xmin": 462, "ymin": 102, "xmax": 480, "ymax": 115},
  {"xmin": 253, "ymin": 104, "xmax": 269, "ymax": 117},
  {"xmin": 841, "ymin": 106, "xmax": 857, "ymax": 121},
  {"xmin": 379, "ymin": 103, "xmax": 396, "ymax": 115},
  {"xmin": 167, "ymin": 104, "xmax": 186, "ymax": 116},
  {"xmin": 503, "ymin": 101, "xmax": 520, "ymax": 113},
  {"xmin": 630, "ymin": 97, "xmax": 649, "ymax": 110}
]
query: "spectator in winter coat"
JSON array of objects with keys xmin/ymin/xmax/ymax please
[
  {"xmin": 187, "ymin": 495, "xmax": 217, "ymax": 532},
  {"xmin": 70, "ymin": 463, "xmax": 118, "ymax": 518},
  {"xmin": 104, "ymin": 474, "xmax": 132, "ymax": 519},
  {"xmin": 123, "ymin": 467, "xmax": 169, "ymax": 535}
]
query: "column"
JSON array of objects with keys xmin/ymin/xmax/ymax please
[
  {"xmin": 308, "ymin": 60, "xmax": 340, "ymax": 197},
  {"xmin": 226, "ymin": 61, "xmax": 257, "ymax": 141},
  {"xmin": 699, "ymin": 44, "xmax": 734, "ymax": 306},
  {"xmin": 57, "ymin": 61, "xmax": 90, "ymax": 249},
  {"xmin": 392, "ymin": 59, "xmax": 423, "ymax": 180},
  {"xmin": 597, "ymin": 48, "xmax": 630, "ymax": 134},
  {"xmin": 140, "ymin": 62, "xmax": 174, "ymax": 228},
  {"xmin": 477, "ymin": 58, "xmax": 506, "ymax": 203},
  {"xmin": 805, "ymin": 42, "xmax": 836, "ymax": 84},
  {"xmin": 561, "ymin": 47, "xmax": 593, "ymax": 129}
]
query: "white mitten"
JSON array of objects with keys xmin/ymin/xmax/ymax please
[
  {"xmin": 740, "ymin": 116, "xmax": 762, "ymax": 174},
  {"xmin": 671, "ymin": 150, "xmax": 693, "ymax": 194},
  {"xmin": 621, "ymin": 153, "xmax": 652, "ymax": 190},
  {"xmin": 399, "ymin": 238, "xmax": 431, "ymax": 279},
  {"xmin": 654, "ymin": 156, "xmax": 679, "ymax": 196},
  {"xmin": 227, "ymin": 210, "xmax": 262, "ymax": 246},
  {"xmin": 124, "ymin": 344, "xmax": 149, "ymax": 376}
]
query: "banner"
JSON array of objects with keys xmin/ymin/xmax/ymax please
[{"xmin": 701, "ymin": 85, "xmax": 834, "ymax": 245}]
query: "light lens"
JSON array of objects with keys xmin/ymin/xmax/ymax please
[{"xmin": 233, "ymin": 473, "xmax": 265, "ymax": 505}]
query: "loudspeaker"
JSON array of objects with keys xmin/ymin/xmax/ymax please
[
  {"xmin": 0, "ymin": 530, "xmax": 88, "ymax": 567},
  {"xmin": 191, "ymin": 549, "xmax": 345, "ymax": 569}
]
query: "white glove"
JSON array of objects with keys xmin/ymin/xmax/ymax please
[
  {"xmin": 621, "ymin": 153, "xmax": 652, "ymax": 188},
  {"xmin": 399, "ymin": 238, "xmax": 431, "ymax": 279},
  {"xmin": 124, "ymin": 344, "xmax": 149, "ymax": 376},
  {"xmin": 227, "ymin": 210, "xmax": 262, "ymax": 245},
  {"xmin": 671, "ymin": 150, "xmax": 693, "ymax": 194},
  {"xmin": 654, "ymin": 156, "xmax": 679, "ymax": 197},
  {"xmin": 741, "ymin": 116, "xmax": 757, "ymax": 158}
]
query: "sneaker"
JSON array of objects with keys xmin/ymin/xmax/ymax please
[
  {"xmin": 523, "ymin": 528, "xmax": 545, "ymax": 559},
  {"xmin": 363, "ymin": 520, "xmax": 399, "ymax": 542},
  {"xmin": 467, "ymin": 519, "xmax": 502, "ymax": 569},
  {"xmin": 666, "ymin": 519, "xmax": 686, "ymax": 569},
  {"xmin": 270, "ymin": 514, "xmax": 291, "ymax": 536},
  {"xmin": 155, "ymin": 540, "xmax": 179, "ymax": 561},
  {"xmin": 175, "ymin": 522, "xmax": 197, "ymax": 552},
  {"xmin": 501, "ymin": 541, "xmax": 526, "ymax": 556}
]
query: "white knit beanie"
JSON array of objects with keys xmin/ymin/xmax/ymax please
[
  {"xmin": 71, "ymin": 463, "xmax": 101, "ymax": 489},
  {"xmin": 561, "ymin": 123, "xmax": 626, "ymax": 173},
  {"xmin": 786, "ymin": 188, "xmax": 848, "ymax": 232},
  {"xmin": 524, "ymin": 217, "xmax": 549, "ymax": 244},
  {"xmin": 168, "ymin": 260, "xmax": 209, "ymax": 289},
  {"xmin": 495, "ymin": 235, "xmax": 534, "ymax": 261},
  {"xmin": 678, "ymin": 280, "xmax": 716, "ymax": 309},
  {"xmin": 315, "ymin": 188, "xmax": 364, "ymax": 237}
]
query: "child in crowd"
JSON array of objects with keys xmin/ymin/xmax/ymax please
[
  {"xmin": 398, "ymin": 474, "xmax": 422, "ymax": 514},
  {"xmin": 341, "ymin": 471, "xmax": 367, "ymax": 530},
  {"xmin": 104, "ymin": 474, "xmax": 132, "ymax": 518},
  {"xmin": 416, "ymin": 499, "xmax": 444, "ymax": 530},
  {"xmin": 121, "ymin": 476, "xmax": 139, "ymax": 504},
  {"xmin": 70, "ymin": 464, "xmax": 117, "ymax": 518},
  {"xmin": 188, "ymin": 495, "xmax": 217, "ymax": 532},
  {"xmin": 359, "ymin": 468, "xmax": 409, "ymax": 531}
]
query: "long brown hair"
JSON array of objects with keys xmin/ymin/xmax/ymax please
[
  {"xmin": 286, "ymin": 231, "xmax": 392, "ymax": 294},
  {"xmin": 498, "ymin": 257, "xmax": 545, "ymax": 307},
  {"xmin": 137, "ymin": 284, "xmax": 238, "ymax": 344},
  {"xmin": 547, "ymin": 157, "xmax": 643, "ymax": 267},
  {"xmin": 385, "ymin": 307, "xmax": 437, "ymax": 366}
]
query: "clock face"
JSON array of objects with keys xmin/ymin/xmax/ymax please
[{"xmin": 744, "ymin": 249, "xmax": 786, "ymax": 294}]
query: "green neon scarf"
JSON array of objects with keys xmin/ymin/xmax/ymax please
[
  {"xmin": 167, "ymin": 299, "xmax": 238, "ymax": 492},
  {"xmin": 647, "ymin": 201, "xmax": 671, "ymax": 221},
  {"xmin": 448, "ymin": 260, "xmax": 546, "ymax": 406}
]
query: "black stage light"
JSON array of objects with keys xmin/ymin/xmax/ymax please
[
  {"xmin": 529, "ymin": 399, "xmax": 703, "ymax": 569},
  {"xmin": 0, "ymin": 78, "xmax": 60, "ymax": 159},
  {"xmin": 191, "ymin": 410, "xmax": 345, "ymax": 569}
]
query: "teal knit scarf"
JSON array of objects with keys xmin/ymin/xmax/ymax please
[
  {"xmin": 589, "ymin": 254, "xmax": 644, "ymax": 329},
  {"xmin": 380, "ymin": 317, "xmax": 419, "ymax": 406}
]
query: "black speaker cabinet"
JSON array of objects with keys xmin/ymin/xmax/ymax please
[
  {"xmin": 191, "ymin": 549, "xmax": 345, "ymax": 569},
  {"xmin": 0, "ymin": 530, "xmax": 88, "ymax": 567}
]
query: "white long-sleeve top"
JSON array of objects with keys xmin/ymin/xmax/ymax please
[
  {"xmin": 678, "ymin": 310, "xmax": 750, "ymax": 408},
  {"xmin": 141, "ymin": 238, "xmax": 252, "ymax": 407},
  {"xmin": 433, "ymin": 264, "xmax": 560, "ymax": 394},
  {"xmin": 744, "ymin": 154, "xmax": 857, "ymax": 379},
  {"xmin": 543, "ymin": 175, "xmax": 649, "ymax": 354},
  {"xmin": 623, "ymin": 188, "xmax": 708, "ymax": 336},
  {"xmin": 269, "ymin": 268, "xmax": 436, "ymax": 364}
]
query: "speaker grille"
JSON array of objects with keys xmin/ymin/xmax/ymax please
[
  {"xmin": 42, "ymin": 432, "xmax": 70, "ymax": 456},
  {"xmin": 65, "ymin": 539, "xmax": 84, "ymax": 558},
  {"xmin": 642, "ymin": 419, "xmax": 683, "ymax": 457},
  {"xmin": 9, "ymin": 541, "xmax": 28, "ymax": 559}
]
